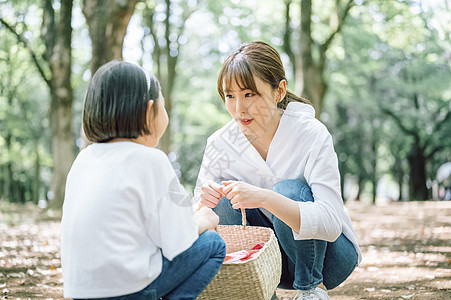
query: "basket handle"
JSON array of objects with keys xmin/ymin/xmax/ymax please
[{"xmin": 241, "ymin": 208, "xmax": 246, "ymax": 229}]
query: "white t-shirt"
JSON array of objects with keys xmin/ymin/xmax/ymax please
[
  {"xmin": 196, "ymin": 102, "xmax": 361, "ymax": 264},
  {"xmin": 61, "ymin": 142, "xmax": 199, "ymax": 298}
]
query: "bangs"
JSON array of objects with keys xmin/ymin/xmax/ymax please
[{"xmin": 218, "ymin": 54, "xmax": 260, "ymax": 100}]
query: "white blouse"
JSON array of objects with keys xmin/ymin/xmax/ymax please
[{"xmin": 196, "ymin": 102, "xmax": 361, "ymax": 263}]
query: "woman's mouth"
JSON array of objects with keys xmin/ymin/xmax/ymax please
[{"xmin": 239, "ymin": 118, "xmax": 253, "ymax": 125}]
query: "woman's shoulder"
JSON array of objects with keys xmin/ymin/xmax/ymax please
[{"xmin": 283, "ymin": 102, "xmax": 330, "ymax": 137}]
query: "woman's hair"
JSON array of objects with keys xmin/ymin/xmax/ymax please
[
  {"xmin": 83, "ymin": 60, "xmax": 161, "ymax": 143},
  {"xmin": 217, "ymin": 41, "xmax": 310, "ymax": 109}
]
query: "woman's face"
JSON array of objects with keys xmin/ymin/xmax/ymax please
[{"xmin": 224, "ymin": 76, "xmax": 281, "ymax": 136}]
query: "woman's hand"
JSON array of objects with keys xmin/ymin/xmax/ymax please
[
  {"xmin": 223, "ymin": 180, "xmax": 301, "ymax": 233},
  {"xmin": 222, "ymin": 181, "xmax": 272, "ymax": 209},
  {"xmin": 195, "ymin": 206, "xmax": 220, "ymax": 234},
  {"xmin": 200, "ymin": 180, "xmax": 225, "ymax": 208}
]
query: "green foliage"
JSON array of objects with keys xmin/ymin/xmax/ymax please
[
  {"xmin": 0, "ymin": 24, "xmax": 52, "ymax": 203},
  {"xmin": 1, "ymin": 0, "xmax": 449, "ymax": 203},
  {"xmin": 324, "ymin": 0, "xmax": 451, "ymax": 201}
]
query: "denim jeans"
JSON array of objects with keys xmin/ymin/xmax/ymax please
[
  {"xmin": 213, "ymin": 179, "xmax": 358, "ymax": 290},
  {"xmin": 78, "ymin": 230, "xmax": 226, "ymax": 300}
]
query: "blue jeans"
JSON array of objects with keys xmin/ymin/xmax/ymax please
[
  {"xmin": 79, "ymin": 230, "xmax": 226, "ymax": 300},
  {"xmin": 213, "ymin": 179, "xmax": 358, "ymax": 290}
]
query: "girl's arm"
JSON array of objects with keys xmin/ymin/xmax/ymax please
[{"xmin": 194, "ymin": 206, "xmax": 220, "ymax": 234}]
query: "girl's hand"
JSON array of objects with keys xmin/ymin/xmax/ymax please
[
  {"xmin": 222, "ymin": 181, "xmax": 272, "ymax": 209},
  {"xmin": 200, "ymin": 180, "xmax": 225, "ymax": 208},
  {"xmin": 195, "ymin": 206, "xmax": 220, "ymax": 233}
]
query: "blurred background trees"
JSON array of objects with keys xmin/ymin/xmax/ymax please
[{"xmin": 0, "ymin": 0, "xmax": 450, "ymax": 208}]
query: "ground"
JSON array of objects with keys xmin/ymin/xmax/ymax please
[{"xmin": 0, "ymin": 201, "xmax": 450, "ymax": 300}]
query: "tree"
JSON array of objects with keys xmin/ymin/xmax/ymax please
[
  {"xmin": 374, "ymin": 2, "xmax": 451, "ymax": 200},
  {"xmin": 1, "ymin": 0, "xmax": 74, "ymax": 209},
  {"xmin": 82, "ymin": 0, "xmax": 139, "ymax": 75},
  {"xmin": 325, "ymin": 0, "xmax": 451, "ymax": 201},
  {"xmin": 283, "ymin": 0, "xmax": 355, "ymax": 118},
  {"xmin": 0, "ymin": 43, "xmax": 48, "ymax": 204},
  {"xmin": 142, "ymin": 0, "xmax": 198, "ymax": 153},
  {"xmin": 76, "ymin": 0, "xmax": 138, "ymax": 149}
]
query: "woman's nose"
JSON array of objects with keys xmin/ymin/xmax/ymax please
[{"xmin": 236, "ymin": 97, "xmax": 246, "ymax": 113}]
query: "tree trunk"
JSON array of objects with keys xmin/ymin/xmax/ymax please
[
  {"xmin": 32, "ymin": 140, "xmax": 41, "ymax": 204},
  {"xmin": 79, "ymin": 0, "xmax": 138, "ymax": 150},
  {"xmin": 82, "ymin": 0, "xmax": 138, "ymax": 75},
  {"xmin": 298, "ymin": 0, "xmax": 330, "ymax": 118},
  {"xmin": 303, "ymin": 65, "xmax": 327, "ymax": 117},
  {"xmin": 371, "ymin": 136, "xmax": 378, "ymax": 204},
  {"xmin": 296, "ymin": 0, "xmax": 353, "ymax": 119},
  {"xmin": 394, "ymin": 155, "xmax": 404, "ymax": 201},
  {"xmin": 356, "ymin": 176, "xmax": 364, "ymax": 202},
  {"xmin": 4, "ymin": 131, "xmax": 13, "ymax": 202},
  {"xmin": 47, "ymin": 0, "xmax": 74, "ymax": 209},
  {"xmin": 397, "ymin": 169, "xmax": 404, "ymax": 201},
  {"xmin": 408, "ymin": 145, "xmax": 429, "ymax": 200},
  {"xmin": 283, "ymin": 0, "xmax": 296, "ymax": 81},
  {"xmin": 144, "ymin": 0, "xmax": 195, "ymax": 154},
  {"xmin": 48, "ymin": 87, "xmax": 74, "ymax": 209}
]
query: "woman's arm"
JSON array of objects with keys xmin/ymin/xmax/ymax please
[{"xmin": 222, "ymin": 181, "xmax": 301, "ymax": 233}]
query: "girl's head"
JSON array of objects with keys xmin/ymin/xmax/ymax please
[
  {"xmin": 217, "ymin": 41, "xmax": 310, "ymax": 110},
  {"xmin": 83, "ymin": 61, "xmax": 167, "ymax": 145}
]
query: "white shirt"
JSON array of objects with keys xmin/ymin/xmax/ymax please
[
  {"xmin": 61, "ymin": 142, "xmax": 199, "ymax": 298},
  {"xmin": 196, "ymin": 102, "xmax": 361, "ymax": 263}
]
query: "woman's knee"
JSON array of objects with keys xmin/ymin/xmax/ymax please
[
  {"xmin": 212, "ymin": 196, "xmax": 243, "ymax": 225},
  {"xmin": 212, "ymin": 196, "xmax": 231, "ymax": 216},
  {"xmin": 272, "ymin": 179, "xmax": 314, "ymax": 202}
]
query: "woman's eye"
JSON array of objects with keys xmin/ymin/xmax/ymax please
[
  {"xmin": 245, "ymin": 93, "xmax": 255, "ymax": 97},
  {"xmin": 225, "ymin": 94, "xmax": 234, "ymax": 99}
]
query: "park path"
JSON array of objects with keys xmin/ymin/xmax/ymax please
[
  {"xmin": 1, "ymin": 201, "xmax": 450, "ymax": 299},
  {"xmin": 278, "ymin": 201, "xmax": 451, "ymax": 299}
]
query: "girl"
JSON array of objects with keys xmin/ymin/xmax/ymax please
[
  {"xmin": 61, "ymin": 60, "xmax": 225, "ymax": 300},
  {"xmin": 196, "ymin": 41, "xmax": 361, "ymax": 300}
]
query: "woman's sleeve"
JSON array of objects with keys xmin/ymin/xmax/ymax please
[{"xmin": 293, "ymin": 127, "xmax": 343, "ymax": 242}]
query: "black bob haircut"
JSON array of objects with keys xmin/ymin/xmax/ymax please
[{"xmin": 83, "ymin": 60, "xmax": 161, "ymax": 143}]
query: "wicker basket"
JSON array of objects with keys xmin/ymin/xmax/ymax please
[{"xmin": 198, "ymin": 210, "xmax": 282, "ymax": 300}]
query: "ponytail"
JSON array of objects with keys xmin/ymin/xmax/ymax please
[{"xmin": 278, "ymin": 90, "xmax": 311, "ymax": 110}]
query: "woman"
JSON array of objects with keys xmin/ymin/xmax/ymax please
[{"xmin": 196, "ymin": 41, "xmax": 361, "ymax": 300}]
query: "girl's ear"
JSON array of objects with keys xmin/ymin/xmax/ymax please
[{"xmin": 277, "ymin": 80, "xmax": 287, "ymax": 103}]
